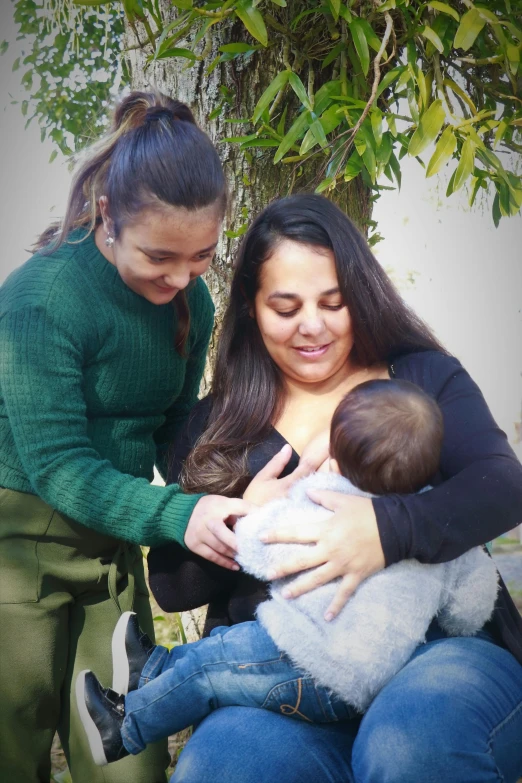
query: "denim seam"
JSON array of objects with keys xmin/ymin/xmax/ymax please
[{"xmin": 486, "ymin": 697, "xmax": 522, "ymax": 783}]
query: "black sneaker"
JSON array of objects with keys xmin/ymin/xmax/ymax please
[
  {"xmin": 76, "ymin": 670, "xmax": 129, "ymax": 766},
  {"xmin": 112, "ymin": 610, "xmax": 155, "ymax": 695}
]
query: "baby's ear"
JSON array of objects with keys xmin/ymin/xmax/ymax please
[{"xmin": 329, "ymin": 458, "xmax": 341, "ymax": 475}]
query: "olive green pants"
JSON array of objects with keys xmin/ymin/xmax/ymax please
[{"xmin": 0, "ymin": 488, "xmax": 170, "ymax": 782}]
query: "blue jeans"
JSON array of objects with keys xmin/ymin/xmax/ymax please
[
  {"xmin": 122, "ymin": 620, "xmax": 354, "ymax": 754},
  {"xmin": 170, "ymin": 630, "xmax": 522, "ymax": 783}
]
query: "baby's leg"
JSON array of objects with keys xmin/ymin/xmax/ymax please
[{"xmin": 122, "ymin": 621, "xmax": 348, "ymax": 755}]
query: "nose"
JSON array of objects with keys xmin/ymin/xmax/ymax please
[
  {"xmin": 298, "ymin": 308, "xmax": 326, "ymax": 337},
  {"xmin": 162, "ymin": 262, "xmax": 191, "ymax": 291}
]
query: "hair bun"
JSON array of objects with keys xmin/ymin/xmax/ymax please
[
  {"xmin": 112, "ymin": 91, "xmax": 196, "ymax": 132},
  {"xmin": 145, "ymin": 107, "xmax": 175, "ymax": 123}
]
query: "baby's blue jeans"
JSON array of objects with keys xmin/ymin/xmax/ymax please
[{"xmin": 122, "ymin": 620, "xmax": 354, "ymax": 753}]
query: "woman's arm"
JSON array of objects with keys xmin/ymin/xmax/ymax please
[
  {"xmin": 147, "ymin": 543, "xmax": 239, "ymax": 612},
  {"xmin": 374, "ymin": 352, "xmax": 522, "ymax": 565}
]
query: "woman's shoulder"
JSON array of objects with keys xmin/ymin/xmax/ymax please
[
  {"xmin": 1, "ymin": 233, "xmax": 105, "ymax": 318},
  {"xmin": 391, "ymin": 350, "xmax": 465, "ymax": 395}
]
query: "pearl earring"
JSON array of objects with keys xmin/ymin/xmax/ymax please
[{"xmin": 105, "ymin": 233, "xmax": 114, "ymax": 248}]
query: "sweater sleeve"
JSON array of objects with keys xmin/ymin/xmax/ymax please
[
  {"xmin": 375, "ymin": 353, "xmax": 522, "ymax": 565},
  {"xmin": 154, "ymin": 283, "xmax": 214, "ymax": 481},
  {"xmin": 0, "ymin": 305, "xmax": 202, "ymax": 547}
]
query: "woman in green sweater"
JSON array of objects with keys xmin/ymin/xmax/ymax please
[{"xmin": 0, "ymin": 91, "xmax": 251, "ymax": 781}]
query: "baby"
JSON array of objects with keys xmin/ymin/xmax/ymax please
[{"xmin": 77, "ymin": 379, "xmax": 498, "ymax": 765}]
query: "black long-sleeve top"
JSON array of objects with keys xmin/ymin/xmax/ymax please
[{"xmin": 148, "ymin": 351, "xmax": 522, "ymax": 664}]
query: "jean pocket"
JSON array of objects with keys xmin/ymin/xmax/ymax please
[
  {"xmin": 0, "ymin": 489, "xmax": 54, "ymax": 604},
  {"xmin": 262, "ymin": 676, "xmax": 343, "ymax": 724}
]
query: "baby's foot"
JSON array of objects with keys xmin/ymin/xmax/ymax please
[
  {"xmin": 112, "ymin": 610, "xmax": 155, "ymax": 694},
  {"xmin": 76, "ymin": 670, "xmax": 128, "ymax": 766}
]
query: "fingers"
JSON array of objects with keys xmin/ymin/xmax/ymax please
[
  {"xmin": 207, "ymin": 518, "xmax": 238, "ymax": 553},
  {"xmin": 223, "ymin": 498, "xmax": 257, "ymax": 517},
  {"xmin": 196, "ymin": 544, "xmax": 239, "ymax": 571},
  {"xmin": 324, "ymin": 575, "xmax": 359, "ymax": 621},
  {"xmin": 266, "ymin": 549, "xmax": 325, "ymax": 581},
  {"xmin": 280, "ymin": 456, "xmax": 316, "ymax": 489},
  {"xmin": 253, "ymin": 444, "xmax": 293, "ymax": 482},
  {"xmin": 259, "ymin": 524, "xmax": 320, "ymax": 545},
  {"xmin": 306, "ymin": 488, "xmax": 348, "ymax": 511},
  {"xmin": 280, "ymin": 563, "xmax": 334, "ymax": 600}
]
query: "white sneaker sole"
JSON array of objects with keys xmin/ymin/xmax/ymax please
[
  {"xmin": 112, "ymin": 611, "xmax": 135, "ymax": 695},
  {"xmin": 75, "ymin": 670, "xmax": 108, "ymax": 766}
]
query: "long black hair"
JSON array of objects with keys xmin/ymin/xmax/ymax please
[
  {"xmin": 36, "ymin": 90, "xmax": 227, "ymax": 352},
  {"xmin": 181, "ymin": 194, "xmax": 446, "ymax": 495}
]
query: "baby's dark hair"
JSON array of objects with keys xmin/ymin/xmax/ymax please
[{"xmin": 330, "ymin": 379, "xmax": 443, "ymax": 495}]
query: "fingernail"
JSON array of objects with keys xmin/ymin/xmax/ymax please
[
  {"xmin": 232, "ymin": 563, "xmax": 240, "ymax": 571},
  {"xmin": 324, "ymin": 612, "xmax": 334, "ymax": 622},
  {"xmin": 281, "ymin": 588, "xmax": 293, "ymax": 599}
]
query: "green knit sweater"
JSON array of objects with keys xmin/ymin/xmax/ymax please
[{"xmin": 0, "ymin": 231, "xmax": 214, "ymax": 547}]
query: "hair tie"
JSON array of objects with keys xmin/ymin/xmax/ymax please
[{"xmin": 145, "ymin": 107, "xmax": 174, "ymax": 124}]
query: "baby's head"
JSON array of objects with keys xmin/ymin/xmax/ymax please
[{"xmin": 329, "ymin": 379, "xmax": 443, "ymax": 495}]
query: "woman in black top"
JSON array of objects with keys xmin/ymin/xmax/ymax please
[{"xmin": 149, "ymin": 194, "xmax": 522, "ymax": 783}]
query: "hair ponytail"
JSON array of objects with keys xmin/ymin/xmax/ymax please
[{"xmin": 36, "ymin": 91, "xmax": 225, "ymax": 252}]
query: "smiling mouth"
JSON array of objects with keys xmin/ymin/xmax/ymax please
[{"xmin": 293, "ymin": 343, "xmax": 331, "ymax": 355}]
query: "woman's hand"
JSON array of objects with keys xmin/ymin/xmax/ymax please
[
  {"xmin": 243, "ymin": 444, "xmax": 319, "ymax": 506},
  {"xmin": 298, "ymin": 429, "xmax": 330, "ymax": 473},
  {"xmin": 184, "ymin": 495, "xmax": 254, "ymax": 570},
  {"xmin": 260, "ymin": 492, "xmax": 385, "ymax": 620}
]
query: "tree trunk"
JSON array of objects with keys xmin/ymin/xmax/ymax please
[{"xmin": 125, "ymin": 3, "xmax": 372, "ymax": 387}]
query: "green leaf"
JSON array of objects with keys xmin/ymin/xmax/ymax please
[
  {"xmin": 443, "ymin": 77, "xmax": 477, "ymax": 115},
  {"xmin": 240, "ymin": 138, "xmax": 281, "ymax": 148},
  {"xmin": 355, "ymin": 19, "xmax": 382, "ymax": 53},
  {"xmin": 252, "ymin": 70, "xmax": 290, "ymax": 124},
  {"xmin": 270, "ymin": 0, "xmax": 287, "ymax": 6},
  {"xmin": 300, "ymin": 105, "xmax": 343, "ymax": 155},
  {"xmin": 0, "ymin": 40, "xmax": 8, "ymax": 56},
  {"xmin": 376, "ymin": 66, "xmax": 407, "ymax": 98},
  {"xmin": 219, "ymin": 43, "xmax": 260, "ymax": 53},
  {"xmin": 494, "ymin": 119, "xmax": 508, "ymax": 149},
  {"xmin": 422, "ymin": 25, "xmax": 444, "ymax": 54},
  {"xmin": 12, "ymin": 57, "xmax": 20, "ymax": 72},
  {"xmin": 349, "ymin": 20, "xmax": 370, "ymax": 77},
  {"xmin": 426, "ymin": 126, "xmax": 457, "ymax": 177},
  {"xmin": 171, "ymin": 0, "xmax": 193, "ymax": 8},
  {"xmin": 453, "ymin": 137, "xmax": 476, "ymax": 192},
  {"xmin": 72, "ymin": 0, "xmax": 107, "ymax": 5},
  {"xmin": 389, "ymin": 151, "xmax": 402, "ymax": 189},
  {"xmin": 49, "ymin": 150, "xmax": 58, "ymax": 163},
  {"xmin": 378, "ymin": 0, "xmax": 396, "ymax": 11},
  {"xmin": 322, "ymin": 41, "xmax": 344, "ymax": 70},
  {"xmin": 427, "ymin": 2, "xmax": 459, "ymax": 22},
  {"xmin": 309, "ymin": 117, "xmax": 328, "ymax": 149},
  {"xmin": 327, "ymin": 0, "xmax": 341, "ymax": 22},
  {"xmin": 155, "ymin": 47, "xmax": 197, "ymax": 62},
  {"xmin": 408, "ymin": 99, "xmax": 446, "ymax": 157},
  {"xmin": 371, "ymin": 110, "xmax": 383, "ymax": 147},
  {"xmin": 454, "ymin": 8, "xmax": 486, "ymax": 51},
  {"xmin": 315, "ymin": 176, "xmax": 335, "ymax": 194},
  {"xmin": 235, "ymin": 0, "xmax": 268, "ymax": 47},
  {"xmin": 274, "ymin": 110, "xmax": 311, "ymax": 163},
  {"xmin": 288, "ymin": 72, "xmax": 313, "ymax": 110},
  {"xmin": 492, "ymin": 192, "xmax": 501, "ymax": 227}
]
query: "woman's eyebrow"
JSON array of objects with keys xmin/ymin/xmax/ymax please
[
  {"xmin": 140, "ymin": 242, "xmax": 218, "ymax": 257},
  {"xmin": 267, "ymin": 286, "xmax": 340, "ymax": 301}
]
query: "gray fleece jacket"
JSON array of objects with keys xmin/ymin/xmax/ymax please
[{"xmin": 234, "ymin": 473, "xmax": 499, "ymax": 712}]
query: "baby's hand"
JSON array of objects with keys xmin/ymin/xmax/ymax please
[
  {"xmin": 299, "ymin": 429, "xmax": 330, "ymax": 473},
  {"xmin": 243, "ymin": 444, "xmax": 315, "ymax": 506}
]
